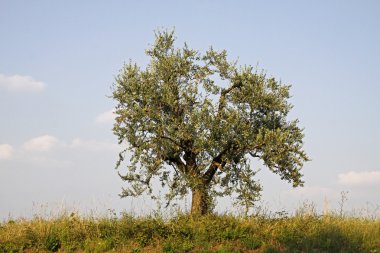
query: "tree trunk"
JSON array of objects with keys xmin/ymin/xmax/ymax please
[{"xmin": 190, "ymin": 187, "xmax": 209, "ymax": 216}]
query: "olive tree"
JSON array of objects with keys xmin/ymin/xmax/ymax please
[{"xmin": 112, "ymin": 30, "xmax": 309, "ymax": 216}]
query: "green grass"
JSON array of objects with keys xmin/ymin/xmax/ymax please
[{"xmin": 0, "ymin": 212, "xmax": 379, "ymax": 253}]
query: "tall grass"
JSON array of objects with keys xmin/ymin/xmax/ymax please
[{"xmin": 1, "ymin": 208, "xmax": 379, "ymax": 253}]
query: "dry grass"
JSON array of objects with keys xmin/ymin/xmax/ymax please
[{"xmin": 0, "ymin": 208, "xmax": 379, "ymax": 253}]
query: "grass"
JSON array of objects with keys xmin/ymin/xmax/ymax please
[{"xmin": 0, "ymin": 209, "xmax": 379, "ymax": 253}]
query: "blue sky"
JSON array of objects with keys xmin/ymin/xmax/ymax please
[{"xmin": 1, "ymin": 0, "xmax": 379, "ymax": 219}]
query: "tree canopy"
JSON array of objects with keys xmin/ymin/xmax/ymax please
[{"xmin": 112, "ymin": 30, "xmax": 309, "ymax": 215}]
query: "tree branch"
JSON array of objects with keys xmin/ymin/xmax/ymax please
[
  {"xmin": 202, "ymin": 142, "xmax": 265, "ymax": 184},
  {"xmin": 216, "ymin": 80, "xmax": 243, "ymax": 114},
  {"xmin": 249, "ymin": 152, "xmax": 259, "ymax": 158},
  {"xmin": 163, "ymin": 155, "xmax": 186, "ymax": 173},
  {"xmin": 158, "ymin": 135, "xmax": 187, "ymax": 150},
  {"xmin": 202, "ymin": 144, "xmax": 231, "ymax": 184},
  {"xmin": 203, "ymin": 160, "xmax": 227, "ymax": 185},
  {"xmin": 222, "ymin": 80, "xmax": 243, "ymax": 96}
]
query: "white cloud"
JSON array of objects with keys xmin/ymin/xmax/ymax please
[
  {"xmin": 95, "ymin": 109, "xmax": 115, "ymax": 125},
  {"xmin": 338, "ymin": 171, "xmax": 380, "ymax": 186},
  {"xmin": 22, "ymin": 135, "xmax": 59, "ymax": 152},
  {"xmin": 0, "ymin": 144, "xmax": 13, "ymax": 160},
  {"xmin": 69, "ymin": 138, "xmax": 118, "ymax": 152},
  {"xmin": 0, "ymin": 74, "xmax": 45, "ymax": 92},
  {"xmin": 21, "ymin": 135, "xmax": 118, "ymax": 154}
]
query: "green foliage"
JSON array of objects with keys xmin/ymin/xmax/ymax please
[
  {"xmin": 44, "ymin": 231, "xmax": 61, "ymax": 252},
  {"xmin": 260, "ymin": 245, "xmax": 282, "ymax": 253},
  {"xmin": 83, "ymin": 238, "xmax": 116, "ymax": 253},
  {"xmin": 241, "ymin": 235, "xmax": 262, "ymax": 250},
  {"xmin": 163, "ymin": 239, "xmax": 194, "ymax": 253},
  {"xmin": 215, "ymin": 243, "xmax": 241, "ymax": 253},
  {"xmin": 112, "ymin": 29, "xmax": 309, "ymax": 214},
  {"xmin": 1, "ymin": 211, "xmax": 378, "ymax": 252}
]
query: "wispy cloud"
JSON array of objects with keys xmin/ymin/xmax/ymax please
[
  {"xmin": 0, "ymin": 74, "xmax": 45, "ymax": 92},
  {"xmin": 22, "ymin": 134, "xmax": 118, "ymax": 153},
  {"xmin": 69, "ymin": 138, "xmax": 118, "ymax": 152},
  {"xmin": 0, "ymin": 144, "xmax": 13, "ymax": 160},
  {"xmin": 95, "ymin": 109, "xmax": 115, "ymax": 125},
  {"xmin": 22, "ymin": 135, "xmax": 59, "ymax": 152},
  {"xmin": 338, "ymin": 171, "xmax": 380, "ymax": 186}
]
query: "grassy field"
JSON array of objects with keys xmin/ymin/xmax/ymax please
[{"xmin": 0, "ymin": 209, "xmax": 379, "ymax": 253}]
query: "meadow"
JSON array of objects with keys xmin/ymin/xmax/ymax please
[{"xmin": 1, "ymin": 206, "xmax": 379, "ymax": 253}]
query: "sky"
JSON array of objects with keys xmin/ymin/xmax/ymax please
[{"xmin": 1, "ymin": 0, "xmax": 380, "ymax": 219}]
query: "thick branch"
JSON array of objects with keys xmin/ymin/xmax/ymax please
[
  {"xmin": 206, "ymin": 81, "xmax": 244, "ymax": 181},
  {"xmin": 204, "ymin": 160, "xmax": 226, "ymax": 185},
  {"xmin": 162, "ymin": 155, "xmax": 186, "ymax": 173},
  {"xmin": 202, "ymin": 142, "xmax": 265, "ymax": 184},
  {"xmin": 184, "ymin": 146, "xmax": 198, "ymax": 176},
  {"xmin": 202, "ymin": 145, "xmax": 231, "ymax": 184}
]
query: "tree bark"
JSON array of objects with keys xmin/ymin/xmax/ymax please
[{"xmin": 190, "ymin": 187, "xmax": 209, "ymax": 216}]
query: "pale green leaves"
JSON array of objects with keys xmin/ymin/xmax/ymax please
[{"xmin": 112, "ymin": 30, "xmax": 309, "ymax": 211}]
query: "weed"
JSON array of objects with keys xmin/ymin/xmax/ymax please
[
  {"xmin": 44, "ymin": 232, "xmax": 61, "ymax": 252},
  {"xmin": 241, "ymin": 235, "xmax": 262, "ymax": 249}
]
